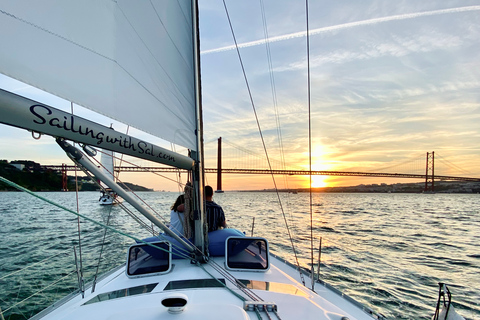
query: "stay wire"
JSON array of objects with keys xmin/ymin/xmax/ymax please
[
  {"xmin": 114, "ymin": 125, "xmax": 129, "ymax": 181},
  {"xmin": 71, "ymin": 102, "xmax": 85, "ymax": 293},
  {"xmin": 91, "ymin": 205, "xmax": 114, "ymax": 293},
  {"xmin": 259, "ymin": 0, "xmax": 295, "ymax": 226},
  {"xmin": 222, "ymin": 0, "xmax": 305, "ymax": 286},
  {"xmin": 305, "ymin": 0, "xmax": 315, "ymax": 286},
  {"xmin": 259, "ymin": 0, "xmax": 288, "ymax": 179}
]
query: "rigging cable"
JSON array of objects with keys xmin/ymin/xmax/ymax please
[
  {"xmin": 71, "ymin": 102, "xmax": 85, "ymax": 296},
  {"xmin": 305, "ymin": 0, "xmax": 315, "ymax": 289},
  {"xmin": 258, "ymin": 0, "xmax": 297, "ymax": 231},
  {"xmin": 114, "ymin": 125, "xmax": 129, "ymax": 182},
  {"xmin": 259, "ymin": 0, "xmax": 290, "ymax": 192},
  {"xmin": 222, "ymin": 0, "xmax": 305, "ymax": 286},
  {"xmin": 91, "ymin": 204, "xmax": 114, "ymax": 293}
]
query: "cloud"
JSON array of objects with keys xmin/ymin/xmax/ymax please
[{"xmin": 201, "ymin": 6, "xmax": 480, "ymax": 55}]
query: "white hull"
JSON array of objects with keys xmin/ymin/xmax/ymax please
[
  {"xmin": 30, "ymin": 253, "xmax": 382, "ymax": 320},
  {"xmin": 99, "ymin": 191, "xmax": 122, "ymax": 205},
  {"xmin": 98, "ymin": 195, "xmax": 114, "ymax": 205}
]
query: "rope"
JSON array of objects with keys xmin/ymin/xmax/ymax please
[{"xmin": 184, "ymin": 181, "xmax": 194, "ymax": 239}]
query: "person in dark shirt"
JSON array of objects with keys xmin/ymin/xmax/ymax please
[{"xmin": 205, "ymin": 185, "xmax": 226, "ymax": 232}]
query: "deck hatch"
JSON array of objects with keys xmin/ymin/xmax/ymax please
[
  {"xmin": 83, "ymin": 283, "xmax": 158, "ymax": 305},
  {"xmin": 164, "ymin": 278, "xmax": 226, "ymax": 290},
  {"xmin": 225, "ymin": 237, "xmax": 269, "ymax": 271},
  {"xmin": 126, "ymin": 241, "xmax": 171, "ymax": 277}
]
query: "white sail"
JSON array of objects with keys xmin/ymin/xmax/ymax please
[
  {"xmin": 0, "ymin": 1, "xmax": 197, "ymax": 150},
  {"xmin": 101, "ymin": 150, "xmax": 115, "ymax": 183}
]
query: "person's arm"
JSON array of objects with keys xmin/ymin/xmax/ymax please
[{"xmin": 220, "ymin": 207, "xmax": 227, "ymax": 228}]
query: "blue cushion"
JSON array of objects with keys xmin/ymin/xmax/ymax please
[
  {"xmin": 208, "ymin": 229, "xmax": 245, "ymax": 256},
  {"xmin": 139, "ymin": 228, "xmax": 245, "ymax": 259}
]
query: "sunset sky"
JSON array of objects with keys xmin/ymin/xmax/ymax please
[{"xmin": 1, "ymin": 1, "xmax": 480, "ymax": 191}]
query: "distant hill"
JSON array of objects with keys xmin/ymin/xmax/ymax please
[
  {"xmin": 0, "ymin": 160, "xmax": 152, "ymax": 192},
  {"xmin": 252, "ymin": 181, "xmax": 480, "ymax": 194}
]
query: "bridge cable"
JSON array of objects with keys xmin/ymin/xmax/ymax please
[{"xmin": 435, "ymin": 153, "xmax": 472, "ymax": 175}]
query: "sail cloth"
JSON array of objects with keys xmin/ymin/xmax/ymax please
[
  {"xmin": 0, "ymin": 1, "xmax": 197, "ymax": 151},
  {"xmin": 101, "ymin": 149, "xmax": 115, "ymax": 185}
]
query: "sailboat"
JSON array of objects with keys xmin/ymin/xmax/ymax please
[
  {"xmin": 0, "ymin": 1, "xmax": 465, "ymax": 319},
  {"xmin": 98, "ymin": 149, "xmax": 121, "ymax": 205}
]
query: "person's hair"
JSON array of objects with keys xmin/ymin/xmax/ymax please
[
  {"xmin": 171, "ymin": 194, "xmax": 185, "ymax": 211},
  {"xmin": 205, "ymin": 185, "xmax": 213, "ymax": 197}
]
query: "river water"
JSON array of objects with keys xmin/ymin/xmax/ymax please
[{"xmin": 0, "ymin": 191, "xmax": 479, "ymax": 319}]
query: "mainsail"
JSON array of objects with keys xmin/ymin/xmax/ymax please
[
  {"xmin": 0, "ymin": 1, "xmax": 197, "ymax": 151},
  {"xmin": 0, "ymin": 0, "xmax": 206, "ymax": 254}
]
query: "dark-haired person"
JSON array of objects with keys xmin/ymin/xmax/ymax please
[
  {"xmin": 205, "ymin": 185, "xmax": 226, "ymax": 232},
  {"xmin": 169, "ymin": 194, "xmax": 185, "ymax": 236}
]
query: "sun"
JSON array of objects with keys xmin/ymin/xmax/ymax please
[
  {"xmin": 301, "ymin": 144, "xmax": 333, "ymax": 188},
  {"xmin": 311, "ymin": 175, "xmax": 328, "ymax": 188}
]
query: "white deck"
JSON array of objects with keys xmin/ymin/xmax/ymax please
[{"xmin": 32, "ymin": 254, "xmax": 382, "ymax": 320}]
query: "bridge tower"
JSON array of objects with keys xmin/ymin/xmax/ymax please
[
  {"xmin": 215, "ymin": 137, "xmax": 223, "ymax": 193},
  {"xmin": 61, "ymin": 163, "xmax": 68, "ymax": 191},
  {"xmin": 424, "ymin": 151, "xmax": 434, "ymax": 192}
]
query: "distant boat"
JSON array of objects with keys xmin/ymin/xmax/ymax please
[{"xmin": 98, "ymin": 188, "xmax": 119, "ymax": 205}]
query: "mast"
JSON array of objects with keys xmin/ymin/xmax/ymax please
[{"xmin": 191, "ymin": 0, "xmax": 207, "ymax": 260}]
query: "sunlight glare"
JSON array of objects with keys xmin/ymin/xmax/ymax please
[{"xmin": 311, "ymin": 175, "xmax": 328, "ymax": 188}]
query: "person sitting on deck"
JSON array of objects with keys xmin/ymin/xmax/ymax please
[
  {"xmin": 205, "ymin": 185, "xmax": 227, "ymax": 232},
  {"xmin": 169, "ymin": 194, "xmax": 185, "ymax": 236}
]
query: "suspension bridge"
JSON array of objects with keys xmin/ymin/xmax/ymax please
[{"xmin": 42, "ymin": 138, "xmax": 480, "ymax": 192}]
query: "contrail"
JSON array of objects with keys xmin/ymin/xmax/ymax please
[{"xmin": 201, "ymin": 5, "xmax": 480, "ymax": 55}]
